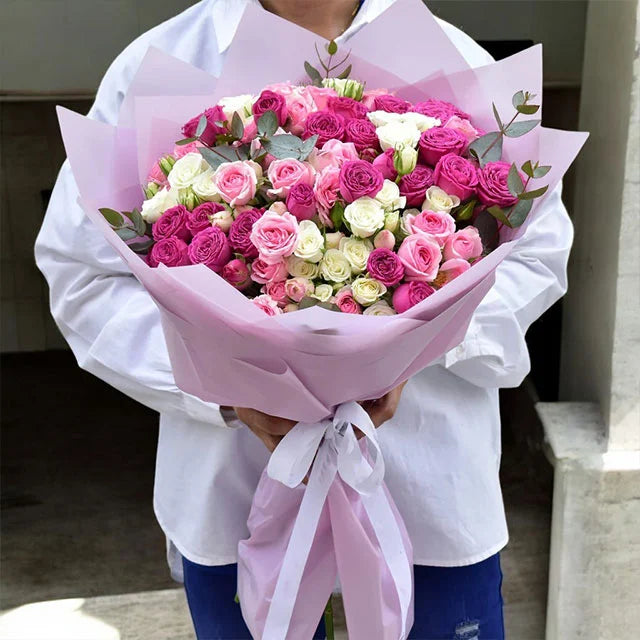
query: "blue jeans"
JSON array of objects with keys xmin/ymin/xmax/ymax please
[{"xmin": 182, "ymin": 553, "xmax": 505, "ymax": 639}]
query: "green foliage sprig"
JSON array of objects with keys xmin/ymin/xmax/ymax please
[
  {"xmin": 99, "ymin": 207, "xmax": 152, "ymax": 254},
  {"xmin": 305, "ymin": 40, "xmax": 352, "ymax": 86}
]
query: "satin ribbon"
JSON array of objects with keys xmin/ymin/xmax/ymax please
[{"xmin": 263, "ymin": 401, "xmax": 412, "ymax": 640}]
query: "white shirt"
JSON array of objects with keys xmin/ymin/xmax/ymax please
[{"xmin": 35, "ymin": 0, "xmax": 573, "ymax": 577}]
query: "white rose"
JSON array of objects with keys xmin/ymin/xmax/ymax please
[
  {"xmin": 384, "ymin": 210, "xmax": 400, "ymax": 233},
  {"xmin": 192, "ymin": 169, "xmax": 221, "ymax": 202},
  {"xmin": 344, "ymin": 197, "xmax": 385, "ymax": 238},
  {"xmin": 167, "ymin": 153, "xmax": 208, "ymax": 190},
  {"xmin": 351, "ymin": 277, "xmax": 387, "ymax": 306},
  {"xmin": 376, "ymin": 121, "xmax": 421, "ymax": 151},
  {"xmin": 320, "ymin": 249, "xmax": 352, "ymax": 283},
  {"xmin": 286, "ymin": 255, "xmax": 320, "ymax": 279},
  {"xmin": 400, "ymin": 112, "xmax": 441, "ymax": 132},
  {"xmin": 312, "ymin": 283, "xmax": 334, "ymax": 302},
  {"xmin": 363, "ymin": 300, "xmax": 397, "ymax": 316},
  {"xmin": 219, "ymin": 94, "xmax": 255, "ymax": 124},
  {"xmin": 294, "ymin": 220, "xmax": 324, "ymax": 263},
  {"xmin": 140, "ymin": 186, "xmax": 179, "ymax": 223},
  {"xmin": 393, "ymin": 144, "xmax": 418, "ymax": 176},
  {"xmin": 366, "ymin": 110, "xmax": 404, "ymax": 127},
  {"xmin": 339, "ymin": 237, "xmax": 373, "ymax": 274},
  {"xmin": 374, "ymin": 179, "xmax": 406, "ymax": 212},
  {"xmin": 422, "ymin": 186, "xmax": 461, "ymax": 214}
]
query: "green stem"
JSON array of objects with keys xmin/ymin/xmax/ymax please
[
  {"xmin": 324, "ymin": 597, "xmax": 335, "ymax": 640},
  {"xmin": 480, "ymin": 109, "xmax": 521, "ymax": 160}
]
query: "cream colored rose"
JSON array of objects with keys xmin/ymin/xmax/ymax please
[
  {"xmin": 140, "ymin": 186, "xmax": 179, "ymax": 223},
  {"xmin": 312, "ymin": 283, "xmax": 334, "ymax": 302},
  {"xmin": 400, "ymin": 112, "xmax": 441, "ymax": 132},
  {"xmin": 375, "ymin": 180, "xmax": 406, "ymax": 212},
  {"xmin": 192, "ymin": 169, "xmax": 222, "ymax": 202},
  {"xmin": 344, "ymin": 197, "xmax": 385, "ymax": 238},
  {"xmin": 367, "ymin": 110, "xmax": 403, "ymax": 127},
  {"xmin": 376, "ymin": 121, "xmax": 421, "ymax": 151},
  {"xmin": 167, "ymin": 153, "xmax": 208, "ymax": 190},
  {"xmin": 339, "ymin": 237, "xmax": 373, "ymax": 274},
  {"xmin": 351, "ymin": 277, "xmax": 387, "ymax": 306},
  {"xmin": 286, "ymin": 255, "xmax": 320, "ymax": 279},
  {"xmin": 320, "ymin": 249, "xmax": 352, "ymax": 283},
  {"xmin": 393, "ymin": 144, "xmax": 418, "ymax": 176},
  {"xmin": 219, "ymin": 94, "xmax": 254, "ymax": 124},
  {"xmin": 325, "ymin": 231, "xmax": 345, "ymax": 250},
  {"xmin": 211, "ymin": 209, "xmax": 234, "ymax": 233},
  {"xmin": 363, "ymin": 300, "xmax": 397, "ymax": 316},
  {"xmin": 422, "ymin": 186, "xmax": 461, "ymax": 214},
  {"xmin": 294, "ymin": 220, "xmax": 324, "ymax": 263},
  {"xmin": 384, "ymin": 210, "xmax": 400, "ymax": 233}
]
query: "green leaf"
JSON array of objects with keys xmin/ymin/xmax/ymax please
[
  {"xmin": 504, "ymin": 119, "xmax": 540, "ymax": 138},
  {"xmin": 299, "ymin": 296, "xmax": 320, "ymax": 310},
  {"xmin": 512, "ymin": 90, "xmax": 526, "ymax": 108},
  {"xmin": 129, "ymin": 238, "xmax": 155, "ymax": 254},
  {"xmin": 330, "ymin": 201, "xmax": 345, "ymax": 230},
  {"xmin": 474, "ymin": 210, "xmax": 499, "ymax": 252},
  {"xmin": 327, "ymin": 40, "xmax": 338, "ymax": 55},
  {"xmin": 257, "ymin": 110, "xmax": 278, "ymax": 137},
  {"xmin": 518, "ymin": 185, "xmax": 548, "ymax": 200},
  {"xmin": 317, "ymin": 301, "xmax": 340, "ymax": 312},
  {"xmin": 508, "ymin": 198, "xmax": 533, "ymax": 227},
  {"xmin": 533, "ymin": 165, "xmax": 551, "ymax": 178},
  {"xmin": 487, "ymin": 205, "xmax": 513, "ymax": 228},
  {"xmin": 492, "ymin": 103, "xmax": 503, "ymax": 130},
  {"xmin": 337, "ymin": 64, "xmax": 352, "ymax": 80},
  {"xmin": 521, "ymin": 160, "xmax": 535, "ymax": 179},
  {"xmin": 516, "ymin": 104, "xmax": 540, "ymax": 115},
  {"xmin": 304, "ymin": 61, "xmax": 323, "ymax": 86},
  {"xmin": 128, "ymin": 208, "xmax": 146, "ymax": 236},
  {"xmin": 261, "ymin": 134, "xmax": 307, "ymax": 160},
  {"xmin": 175, "ymin": 137, "xmax": 197, "ymax": 146},
  {"xmin": 507, "ymin": 163, "xmax": 524, "ymax": 197},
  {"xmin": 199, "ymin": 145, "xmax": 249, "ymax": 169},
  {"xmin": 99, "ymin": 208, "xmax": 125, "ymax": 228},
  {"xmin": 199, "ymin": 147, "xmax": 225, "ymax": 170},
  {"xmin": 453, "ymin": 199, "xmax": 476, "ymax": 222},
  {"xmin": 115, "ymin": 227, "xmax": 139, "ymax": 241},
  {"xmin": 195, "ymin": 114, "xmax": 208, "ymax": 138},
  {"xmin": 231, "ymin": 112, "xmax": 244, "ymax": 140},
  {"xmin": 468, "ymin": 132, "xmax": 503, "ymax": 167},
  {"xmin": 299, "ymin": 135, "xmax": 318, "ymax": 161}
]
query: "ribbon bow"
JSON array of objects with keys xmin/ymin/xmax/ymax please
[{"xmin": 263, "ymin": 401, "xmax": 412, "ymax": 640}]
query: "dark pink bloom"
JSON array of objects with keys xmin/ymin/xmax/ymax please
[
  {"xmin": 187, "ymin": 202, "xmax": 225, "ymax": 235},
  {"xmin": 252, "ymin": 89, "xmax": 288, "ymax": 126},
  {"xmin": 373, "ymin": 94, "xmax": 411, "ymax": 114},
  {"xmin": 366, "ymin": 248, "xmax": 405, "ymax": 287},
  {"xmin": 182, "ymin": 106, "xmax": 227, "ymax": 146},
  {"xmin": 222, "ymin": 258, "xmax": 251, "ymax": 290},
  {"xmin": 398, "ymin": 165, "xmax": 435, "ymax": 207},
  {"xmin": 148, "ymin": 237, "xmax": 191, "ymax": 268},
  {"xmin": 344, "ymin": 119, "xmax": 379, "ymax": 152},
  {"xmin": 418, "ymin": 127, "xmax": 467, "ymax": 166},
  {"xmin": 152, "ymin": 205, "xmax": 191, "ymax": 242},
  {"xmin": 392, "ymin": 281, "xmax": 436, "ymax": 313},
  {"xmin": 338, "ymin": 160, "xmax": 384, "ymax": 202},
  {"xmin": 187, "ymin": 226, "xmax": 232, "ymax": 273},
  {"xmin": 433, "ymin": 153, "xmax": 479, "ymax": 202},
  {"xmin": 303, "ymin": 110, "xmax": 345, "ymax": 147},
  {"xmin": 229, "ymin": 208, "xmax": 263, "ymax": 260},
  {"xmin": 327, "ymin": 96, "xmax": 368, "ymax": 120},
  {"xmin": 372, "ymin": 148, "xmax": 398, "ymax": 181},
  {"xmin": 477, "ymin": 161, "xmax": 520, "ymax": 208},
  {"xmin": 412, "ymin": 99, "xmax": 470, "ymax": 123},
  {"xmin": 286, "ymin": 183, "xmax": 316, "ymax": 221}
]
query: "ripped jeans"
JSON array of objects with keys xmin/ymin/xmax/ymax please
[{"xmin": 182, "ymin": 552, "xmax": 505, "ymax": 640}]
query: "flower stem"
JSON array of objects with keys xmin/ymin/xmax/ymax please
[{"xmin": 324, "ymin": 597, "xmax": 335, "ymax": 640}]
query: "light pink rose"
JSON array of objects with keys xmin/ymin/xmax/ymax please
[
  {"xmin": 313, "ymin": 167, "xmax": 341, "ymax": 226},
  {"xmin": 148, "ymin": 162, "xmax": 168, "ymax": 186},
  {"xmin": 267, "ymin": 159, "xmax": 315, "ymax": 198},
  {"xmin": 334, "ymin": 287, "xmax": 363, "ymax": 314},
  {"xmin": 264, "ymin": 81, "xmax": 296, "ymax": 96},
  {"xmin": 263, "ymin": 280, "xmax": 289, "ymax": 306},
  {"xmin": 222, "ymin": 258, "xmax": 251, "ymax": 290},
  {"xmin": 304, "ymin": 85, "xmax": 338, "ymax": 110},
  {"xmin": 250, "ymin": 257, "xmax": 289, "ymax": 284},
  {"xmin": 404, "ymin": 210, "xmax": 456, "ymax": 247},
  {"xmin": 398, "ymin": 232, "xmax": 442, "ymax": 281},
  {"xmin": 173, "ymin": 141, "xmax": 200, "ymax": 159},
  {"xmin": 444, "ymin": 116, "xmax": 481, "ymax": 147},
  {"xmin": 251, "ymin": 294, "xmax": 283, "ymax": 316},
  {"xmin": 438, "ymin": 258, "xmax": 471, "ymax": 283},
  {"xmin": 309, "ymin": 139, "xmax": 359, "ymax": 172},
  {"xmin": 443, "ymin": 227, "xmax": 482, "ymax": 261},
  {"xmin": 212, "ymin": 161, "xmax": 258, "ymax": 206},
  {"xmin": 374, "ymin": 229, "xmax": 396, "ymax": 250},
  {"xmin": 284, "ymin": 88, "xmax": 316, "ymax": 136},
  {"xmin": 361, "ymin": 88, "xmax": 389, "ymax": 110},
  {"xmin": 284, "ymin": 277, "xmax": 314, "ymax": 302},
  {"xmin": 250, "ymin": 211, "xmax": 299, "ymax": 263}
]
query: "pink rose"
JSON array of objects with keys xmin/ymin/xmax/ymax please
[
  {"xmin": 229, "ymin": 208, "xmax": 263, "ymax": 259},
  {"xmin": 240, "ymin": 119, "xmax": 258, "ymax": 144},
  {"xmin": 444, "ymin": 116, "xmax": 481, "ymax": 147},
  {"xmin": 477, "ymin": 161, "xmax": 520, "ymax": 208},
  {"xmin": 303, "ymin": 110, "xmax": 345, "ymax": 147},
  {"xmin": 213, "ymin": 161, "xmax": 258, "ymax": 206},
  {"xmin": 418, "ymin": 127, "xmax": 467, "ymax": 167},
  {"xmin": 284, "ymin": 277, "xmax": 314, "ymax": 302},
  {"xmin": 148, "ymin": 161, "xmax": 168, "ymax": 187},
  {"xmin": 344, "ymin": 119, "xmax": 379, "ymax": 153},
  {"xmin": 250, "ymin": 211, "xmax": 299, "ymax": 263},
  {"xmin": 252, "ymin": 89, "xmax": 288, "ymax": 127},
  {"xmin": 361, "ymin": 88, "xmax": 389, "ymax": 110},
  {"xmin": 443, "ymin": 227, "xmax": 483, "ymax": 261},
  {"xmin": 309, "ymin": 139, "xmax": 359, "ymax": 172},
  {"xmin": 392, "ymin": 281, "xmax": 436, "ymax": 313},
  {"xmin": 264, "ymin": 82, "xmax": 296, "ymax": 96},
  {"xmin": 187, "ymin": 226, "xmax": 232, "ymax": 273},
  {"xmin": 187, "ymin": 202, "xmax": 225, "ymax": 235},
  {"xmin": 182, "ymin": 106, "xmax": 226, "ymax": 146},
  {"xmin": 339, "ymin": 160, "xmax": 384, "ymax": 202},
  {"xmin": 334, "ymin": 288, "xmax": 362, "ymax": 314},
  {"xmin": 263, "ymin": 280, "xmax": 289, "ymax": 306},
  {"xmin": 286, "ymin": 183, "xmax": 316, "ymax": 221},
  {"xmin": 251, "ymin": 294, "xmax": 283, "ymax": 316},
  {"xmin": 366, "ymin": 248, "xmax": 405, "ymax": 287},
  {"xmin": 438, "ymin": 258, "xmax": 471, "ymax": 284},
  {"xmin": 284, "ymin": 88, "xmax": 316, "ymax": 136},
  {"xmin": 250, "ymin": 258, "xmax": 288, "ymax": 284},
  {"xmin": 304, "ymin": 85, "xmax": 337, "ymax": 110},
  {"xmin": 374, "ymin": 229, "xmax": 396, "ymax": 250},
  {"xmin": 267, "ymin": 158, "xmax": 315, "ymax": 198},
  {"xmin": 404, "ymin": 210, "xmax": 456, "ymax": 247},
  {"xmin": 152, "ymin": 205, "xmax": 191, "ymax": 242},
  {"xmin": 148, "ymin": 237, "xmax": 191, "ymax": 268},
  {"xmin": 398, "ymin": 165, "xmax": 435, "ymax": 207},
  {"xmin": 433, "ymin": 153, "xmax": 479, "ymax": 201},
  {"xmin": 412, "ymin": 99, "xmax": 470, "ymax": 123},
  {"xmin": 374, "ymin": 94, "xmax": 411, "ymax": 114},
  {"xmin": 222, "ymin": 258, "xmax": 251, "ymax": 290},
  {"xmin": 313, "ymin": 167, "xmax": 341, "ymax": 225},
  {"xmin": 398, "ymin": 232, "xmax": 442, "ymax": 281},
  {"xmin": 327, "ymin": 96, "xmax": 368, "ymax": 120},
  {"xmin": 372, "ymin": 148, "xmax": 397, "ymax": 181},
  {"xmin": 173, "ymin": 141, "xmax": 200, "ymax": 159}
]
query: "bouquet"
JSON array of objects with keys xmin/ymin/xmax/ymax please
[{"xmin": 57, "ymin": 1, "xmax": 587, "ymax": 637}]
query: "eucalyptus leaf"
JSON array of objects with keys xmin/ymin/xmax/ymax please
[
  {"xmin": 507, "ymin": 163, "xmax": 524, "ymax": 197},
  {"xmin": 473, "ymin": 210, "xmax": 499, "ymax": 252},
  {"xmin": 327, "ymin": 40, "xmax": 338, "ymax": 55},
  {"xmin": 508, "ymin": 198, "xmax": 533, "ymax": 228},
  {"xmin": 175, "ymin": 137, "xmax": 197, "ymax": 146},
  {"xmin": 516, "ymin": 104, "xmax": 540, "ymax": 115},
  {"xmin": 318, "ymin": 301, "xmax": 340, "ymax": 312},
  {"xmin": 518, "ymin": 185, "xmax": 548, "ymax": 200},
  {"xmin": 129, "ymin": 208, "xmax": 146, "ymax": 236},
  {"xmin": 199, "ymin": 147, "xmax": 225, "ymax": 170},
  {"xmin": 453, "ymin": 199, "xmax": 476, "ymax": 222},
  {"xmin": 304, "ymin": 61, "xmax": 323, "ymax": 86},
  {"xmin": 487, "ymin": 205, "xmax": 513, "ymax": 228},
  {"xmin": 262, "ymin": 134, "xmax": 306, "ymax": 160},
  {"xmin": 492, "ymin": 103, "xmax": 503, "ymax": 130},
  {"xmin": 468, "ymin": 132, "xmax": 503, "ymax": 167},
  {"xmin": 299, "ymin": 296, "xmax": 320, "ymax": 310},
  {"xmin": 504, "ymin": 119, "xmax": 540, "ymax": 138},
  {"xmin": 533, "ymin": 165, "xmax": 551, "ymax": 178},
  {"xmin": 257, "ymin": 110, "xmax": 278, "ymax": 137},
  {"xmin": 129, "ymin": 239, "xmax": 155, "ymax": 254},
  {"xmin": 231, "ymin": 112, "xmax": 244, "ymax": 140},
  {"xmin": 512, "ymin": 90, "xmax": 526, "ymax": 108},
  {"xmin": 195, "ymin": 114, "xmax": 208, "ymax": 138},
  {"xmin": 299, "ymin": 135, "xmax": 318, "ymax": 161},
  {"xmin": 99, "ymin": 208, "xmax": 125, "ymax": 228},
  {"xmin": 115, "ymin": 227, "xmax": 139, "ymax": 241},
  {"xmin": 330, "ymin": 201, "xmax": 345, "ymax": 230},
  {"xmin": 521, "ymin": 160, "xmax": 535, "ymax": 178},
  {"xmin": 337, "ymin": 64, "xmax": 352, "ymax": 80}
]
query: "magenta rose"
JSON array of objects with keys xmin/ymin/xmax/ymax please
[
  {"xmin": 398, "ymin": 232, "xmax": 442, "ymax": 281},
  {"xmin": 252, "ymin": 89, "xmax": 288, "ymax": 126},
  {"xmin": 250, "ymin": 258, "xmax": 288, "ymax": 284},
  {"xmin": 187, "ymin": 202, "xmax": 225, "ymax": 235},
  {"xmin": 433, "ymin": 153, "xmax": 479, "ymax": 201},
  {"xmin": 374, "ymin": 94, "xmax": 411, "ymax": 114},
  {"xmin": 250, "ymin": 211, "xmax": 299, "ymax": 263},
  {"xmin": 148, "ymin": 237, "xmax": 191, "ymax": 268},
  {"xmin": 229, "ymin": 208, "xmax": 263, "ymax": 260},
  {"xmin": 152, "ymin": 205, "xmax": 191, "ymax": 242},
  {"xmin": 286, "ymin": 183, "xmax": 316, "ymax": 221},
  {"xmin": 251, "ymin": 294, "xmax": 283, "ymax": 316},
  {"xmin": 477, "ymin": 161, "xmax": 520, "ymax": 208},
  {"xmin": 187, "ymin": 226, "xmax": 232, "ymax": 273},
  {"xmin": 418, "ymin": 127, "xmax": 467, "ymax": 166},
  {"xmin": 404, "ymin": 210, "xmax": 455, "ymax": 247},
  {"xmin": 303, "ymin": 110, "xmax": 346, "ymax": 147},
  {"xmin": 338, "ymin": 160, "xmax": 384, "ymax": 202},
  {"xmin": 372, "ymin": 148, "xmax": 398, "ymax": 181},
  {"xmin": 222, "ymin": 258, "xmax": 251, "ymax": 290},
  {"xmin": 334, "ymin": 288, "xmax": 363, "ymax": 314},
  {"xmin": 392, "ymin": 281, "xmax": 436, "ymax": 313},
  {"xmin": 443, "ymin": 227, "xmax": 483, "ymax": 261},
  {"xmin": 398, "ymin": 165, "xmax": 435, "ymax": 207},
  {"xmin": 412, "ymin": 99, "xmax": 470, "ymax": 123},
  {"xmin": 182, "ymin": 106, "xmax": 227, "ymax": 146},
  {"xmin": 367, "ymin": 248, "xmax": 405, "ymax": 287},
  {"xmin": 344, "ymin": 119, "xmax": 379, "ymax": 153},
  {"xmin": 327, "ymin": 96, "xmax": 368, "ymax": 121}
]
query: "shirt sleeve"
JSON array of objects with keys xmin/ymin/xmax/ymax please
[
  {"xmin": 441, "ymin": 182, "xmax": 573, "ymax": 388},
  {"xmin": 34, "ymin": 46, "xmax": 231, "ymax": 428}
]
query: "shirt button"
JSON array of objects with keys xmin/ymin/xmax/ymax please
[{"xmin": 456, "ymin": 345, "xmax": 465, "ymax": 356}]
